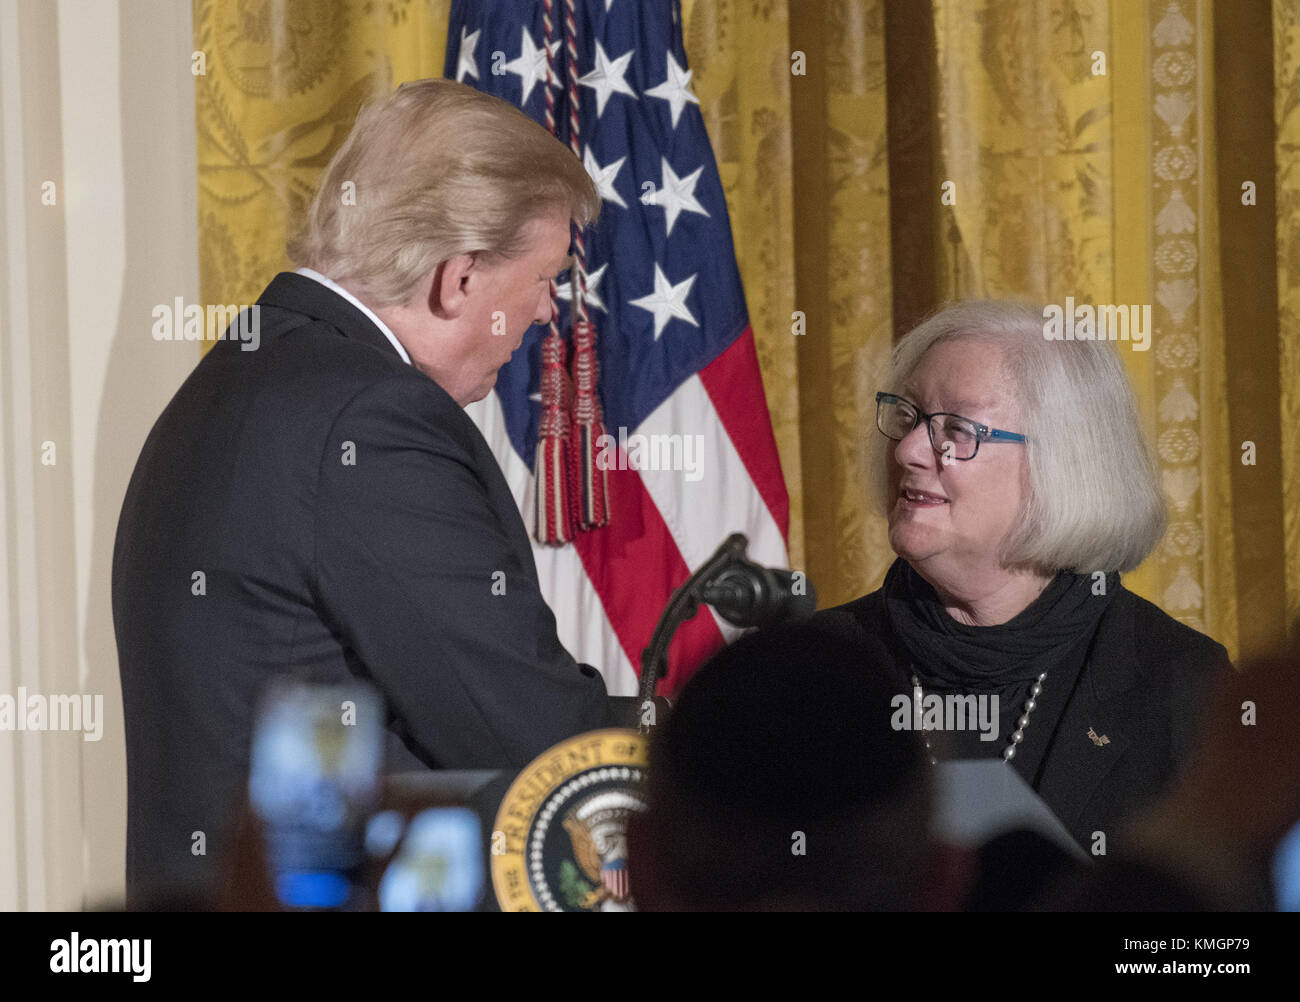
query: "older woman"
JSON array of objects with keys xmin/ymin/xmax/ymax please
[{"xmin": 812, "ymin": 300, "xmax": 1231, "ymax": 851}]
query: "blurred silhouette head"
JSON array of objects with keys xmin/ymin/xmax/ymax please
[{"xmin": 628, "ymin": 622, "xmax": 947, "ymax": 910}]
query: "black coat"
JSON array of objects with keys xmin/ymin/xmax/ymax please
[
  {"xmin": 809, "ymin": 583, "xmax": 1230, "ymax": 852},
  {"xmin": 112, "ymin": 272, "xmax": 611, "ymax": 898}
]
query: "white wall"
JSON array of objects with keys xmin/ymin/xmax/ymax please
[{"xmin": 0, "ymin": 0, "xmax": 200, "ymax": 910}]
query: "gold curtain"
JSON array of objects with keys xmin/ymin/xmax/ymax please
[
  {"xmin": 1275, "ymin": 0, "xmax": 1300, "ymax": 646},
  {"xmin": 195, "ymin": 0, "xmax": 1300, "ymax": 667},
  {"xmin": 194, "ymin": 0, "xmax": 447, "ymax": 320}
]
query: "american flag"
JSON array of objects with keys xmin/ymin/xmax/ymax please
[
  {"xmin": 601, "ymin": 858, "xmax": 630, "ymax": 902},
  {"xmin": 446, "ymin": 0, "xmax": 789, "ymax": 696}
]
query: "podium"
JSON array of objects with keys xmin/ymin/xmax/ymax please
[{"xmin": 378, "ymin": 751, "xmax": 1087, "ymax": 911}]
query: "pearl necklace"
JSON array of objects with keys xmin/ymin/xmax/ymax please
[{"xmin": 909, "ymin": 670, "xmax": 1047, "ymax": 765}]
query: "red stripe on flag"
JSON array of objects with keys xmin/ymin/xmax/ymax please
[
  {"xmin": 697, "ymin": 326, "xmax": 791, "ymax": 541},
  {"xmin": 572, "ymin": 462, "xmax": 725, "ymax": 697}
]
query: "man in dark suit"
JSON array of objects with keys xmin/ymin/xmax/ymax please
[{"xmin": 112, "ymin": 79, "xmax": 611, "ymax": 902}]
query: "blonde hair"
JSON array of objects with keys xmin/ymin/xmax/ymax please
[
  {"xmin": 869, "ymin": 300, "xmax": 1167, "ymax": 575},
  {"xmin": 287, "ymin": 78, "xmax": 600, "ymax": 306}
]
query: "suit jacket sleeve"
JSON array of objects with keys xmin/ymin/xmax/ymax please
[{"xmin": 311, "ymin": 376, "xmax": 611, "ymax": 769}]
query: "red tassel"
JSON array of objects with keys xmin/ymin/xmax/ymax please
[
  {"xmin": 534, "ymin": 1, "xmax": 609, "ymax": 542},
  {"xmin": 569, "ymin": 319, "xmax": 610, "ymax": 528},
  {"xmin": 534, "ymin": 331, "xmax": 574, "ymax": 544}
]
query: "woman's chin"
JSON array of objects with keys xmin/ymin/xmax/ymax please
[
  {"xmin": 888, "ymin": 527, "xmax": 923, "ymax": 562},
  {"xmin": 890, "ymin": 518, "xmax": 947, "ymax": 560}
]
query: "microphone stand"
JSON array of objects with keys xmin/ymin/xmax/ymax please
[{"xmin": 636, "ymin": 533, "xmax": 752, "ymax": 731}]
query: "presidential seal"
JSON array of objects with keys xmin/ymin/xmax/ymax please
[{"xmin": 490, "ymin": 728, "xmax": 648, "ymax": 912}]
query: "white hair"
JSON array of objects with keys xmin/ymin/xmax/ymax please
[
  {"xmin": 287, "ymin": 79, "xmax": 600, "ymax": 307},
  {"xmin": 869, "ymin": 300, "xmax": 1167, "ymax": 574}
]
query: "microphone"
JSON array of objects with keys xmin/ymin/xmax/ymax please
[
  {"xmin": 700, "ymin": 563, "xmax": 817, "ymax": 629},
  {"xmin": 639, "ymin": 533, "xmax": 819, "ymax": 707}
]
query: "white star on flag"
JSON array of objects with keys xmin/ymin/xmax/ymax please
[
  {"xmin": 630, "ymin": 264, "xmax": 698, "ymax": 340},
  {"xmin": 645, "ymin": 158, "xmax": 710, "ymax": 237},
  {"xmin": 456, "ymin": 26, "xmax": 480, "ymax": 83},
  {"xmin": 583, "ymin": 148, "xmax": 628, "ymax": 209},
  {"xmin": 504, "ymin": 29, "xmax": 560, "ymax": 106},
  {"xmin": 578, "ymin": 40, "xmax": 637, "ymax": 118},
  {"xmin": 556, "ymin": 262, "xmax": 608, "ymax": 313},
  {"xmin": 645, "ymin": 52, "xmax": 700, "ymax": 128}
]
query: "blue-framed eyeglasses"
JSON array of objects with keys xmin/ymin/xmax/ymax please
[{"xmin": 875, "ymin": 392, "xmax": 1028, "ymax": 461}]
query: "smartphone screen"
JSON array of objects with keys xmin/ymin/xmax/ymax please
[
  {"xmin": 248, "ymin": 679, "xmax": 384, "ymax": 909},
  {"xmin": 1274, "ymin": 817, "xmax": 1300, "ymax": 911},
  {"xmin": 377, "ymin": 808, "xmax": 485, "ymax": 912}
]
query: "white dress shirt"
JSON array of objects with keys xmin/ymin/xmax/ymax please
[{"xmin": 295, "ymin": 267, "xmax": 412, "ymax": 365}]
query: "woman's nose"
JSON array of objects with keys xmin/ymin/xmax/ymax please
[{"xmin": 895, "ymin": 421, "xmax": 935, "ymax": 466}]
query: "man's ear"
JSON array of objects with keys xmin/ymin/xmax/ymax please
[{"xmin": 429, "ymin": 252, "xmax": 476, "ymax": 319}]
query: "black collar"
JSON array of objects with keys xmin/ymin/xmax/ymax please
[{"xmin": 256, "ymin": 271, "xmax": 405, "ymax": 363}]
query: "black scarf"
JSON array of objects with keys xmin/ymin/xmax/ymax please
[{"xmin": 881, "ymin": 557, "xmax": 1119, "ymax": 699}]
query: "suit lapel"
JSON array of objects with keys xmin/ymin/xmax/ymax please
[{"xmin": 1034, "ymin": 590, "xmax": 1145, "ymax": 836}]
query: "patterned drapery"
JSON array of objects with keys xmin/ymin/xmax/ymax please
[{"xmin": 195, "ymin": 0, "xmax": 1300, "ymax": 665}]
